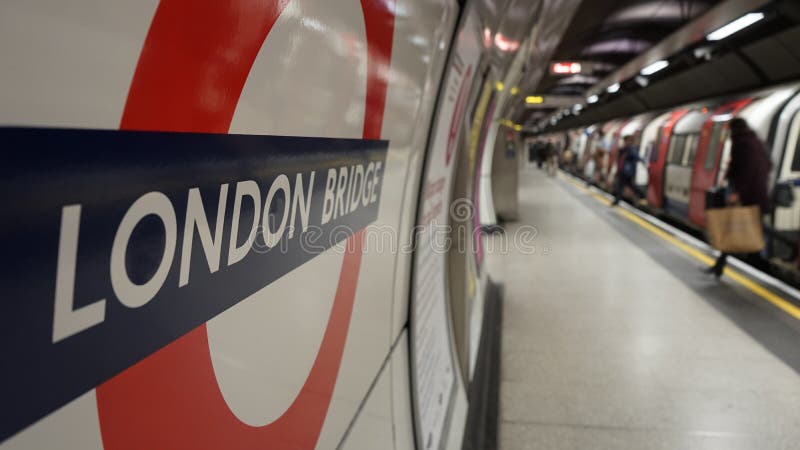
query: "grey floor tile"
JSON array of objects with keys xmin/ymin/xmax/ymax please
[
  {"xmin": 496, "ymin": 170, "xmax": 800, "ymax": 450},
  {"xmin": 501, "ymin": 379, "xmax": 800, "ymax": 434},
  {"xmin": 500, "ymin": 422, "xmax": 800, "ymax": 450}
]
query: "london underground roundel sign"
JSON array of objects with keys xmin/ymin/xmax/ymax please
[{"xmin": 0, "ymin": 1, "xmax": 396, "ymax": 448}]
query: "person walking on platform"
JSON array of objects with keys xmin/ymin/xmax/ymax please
[
  {"xmin": 545, "ymin": 137, "xmax": 558, "ymax": 177},
  {"xmin": 611, "ymin": 135, "xmax": 646, "ymax": 206},
  {"xmin": 534, "ymin": 141, "xmax": 547, "ymax": 168},
  {"xmin": 704, "ymin": 118, "xmax": 771, "ymax": 277}
]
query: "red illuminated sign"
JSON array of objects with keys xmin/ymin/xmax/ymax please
[{"xmin": 551, "ymin": 62, "xmax": 582, "ymax": 75}]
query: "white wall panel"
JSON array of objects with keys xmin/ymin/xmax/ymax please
[
  {"xmin": 0, "ymin": 0, "xmax": 159, "ymax": 128},
  {"xmin": 339, "ymin": 362, "xmax": 394, "ymax": 450}
]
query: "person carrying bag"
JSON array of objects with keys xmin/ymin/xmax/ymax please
[{"xmin": 703, "ymin": 118, "xmax": 771, "ymax": 278}]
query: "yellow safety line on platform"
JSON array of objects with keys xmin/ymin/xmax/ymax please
[{"xmin": 562, "ymin": 176, "xmax": 800, "ymax": 321}]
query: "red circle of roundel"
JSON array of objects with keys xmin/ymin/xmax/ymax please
[{"xmin": 95, "ymin": 1, "xmax": 395, "ymax": 449}]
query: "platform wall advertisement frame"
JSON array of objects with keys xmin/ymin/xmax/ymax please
[{"xmin": 410, "ymin": 6, "xmax": 482, "ymax": 450}]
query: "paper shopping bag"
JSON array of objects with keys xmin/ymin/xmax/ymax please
[{"xmin": 705, "ymin": 206, "xmax": 765, "ymax": 253}]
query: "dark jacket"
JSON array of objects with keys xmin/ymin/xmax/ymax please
[
  {"xmin": 543, "ymin": 143, "xmax": 555, "ymax": 158},
  {"xmin": 616, "ymin": 145, "xmax": 641, "ymax": 178},
  {"xmin": 727, "ymin": 121, "xmax": 771, "ymax": 214}
]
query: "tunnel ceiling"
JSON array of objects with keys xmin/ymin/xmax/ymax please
[
  {"xmin": 518, "ymin": 0, "xmax": 721, "ymax": 127},
  {"xmin": 530, "ymin": 0, "xmax": 800, "ymax": 134}
]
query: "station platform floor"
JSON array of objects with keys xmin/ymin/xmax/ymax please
[{"xmin": 494, "ymin": 168, "xmax": 800, "ymax": 450}]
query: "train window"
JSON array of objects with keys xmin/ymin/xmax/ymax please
[
  {"xmin": 651, "ymin": 127, "xmax": 664, "ymax": 162},
  {"xmin": 666, "ymin": 136, "xmax": 676, "ymax": 162},
  {"xmin": 667, "ymin": 135, "xmax": 686, "ymax": 165},
  {"xmin": 704, "ymin": 122, "xmax": 724, "ymax": 170},
  {"xmin": 683, "ymin": 134, "xmax": 698, "ymax": 166},
  {"xmin": 792, "ymin": 133, "xmax": 800, "ymax": 172}
]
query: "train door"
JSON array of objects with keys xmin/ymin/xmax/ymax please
[
  {"xmin": 664, "ymin": 109, "xmax": 711, "ymax": 220},
  {"xmin": 617, "ymin": 112, "xmax": 657, "ymax": 189},
  {"xmin": 564, "ymin": 129, "xmax": 579, "ymax": 170},
  {"xmin": 580, "ymin": 126, "xmax": 597, "ymax": 177},
  {"xmin": 584, "ymin": 125, "xmax": 603, "ymax": 180},
  {"xmin": 640, "ymin": 112, "xmax": 672, "ymax": 194},
  {"xmin": 574, "ymin": 128, "xmax": 589, "ymax": 171},
  {"xmin": 771, "ymin": 92, "xmax": 800, "ymax": 264},
  {"xmin": 688, "ymin": 99, "xmax": 751, "ymax": 227},
  {"xmin": 598, "ymin": 120, "xmax": 621, "ymax": 188},
  {"xmin": 648, "ymin": 109, "xmax": 689, "ymax": 209}
]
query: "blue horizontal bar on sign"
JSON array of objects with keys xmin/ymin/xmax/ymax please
[{"xmin": 0, "ymin": 127, "xmax": 388, "ymax": 442}]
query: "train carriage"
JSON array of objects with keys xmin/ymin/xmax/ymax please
[{"xmin": 570, "ymin": 82, "xmax": 800, "ymax": 274}]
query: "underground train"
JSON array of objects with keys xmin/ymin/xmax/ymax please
[
  {"xmin": 0, "ymin": 0, "xmax": 533, "ymax": 449},
  {"xmin": 556, "ymin": 82, "xmax": 800, "ymax": 270}
]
